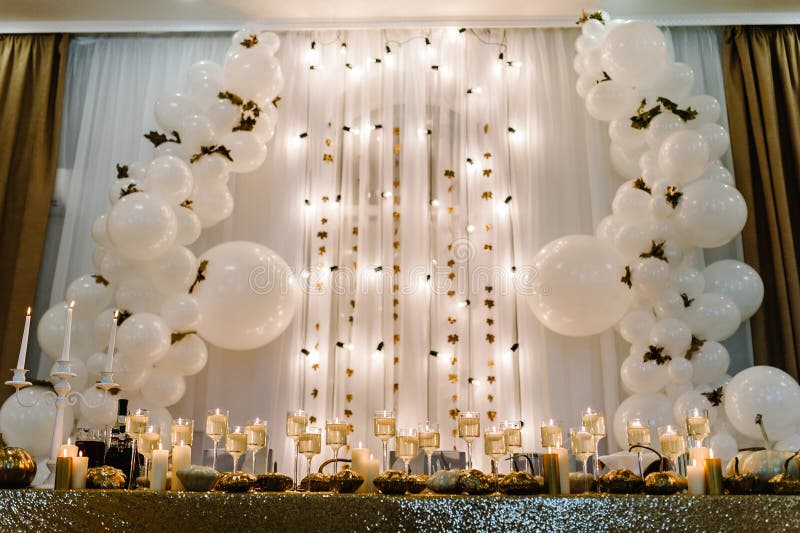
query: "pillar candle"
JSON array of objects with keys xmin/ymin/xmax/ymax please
[
  {"xmin": 70, "ymin": 454, "xmax": 89, "ymax": 489},
  {"xmin": 60, "ymin": 302, "xmax": 74, "ymax": 362},
  {"xmin": 16, "ymin": 307, "xmax": 31, "ymax": 370},
  {"xmin": 555, "ymin": 447, "xmax": 570, "ymax": 494},
  {"xmin": 689, "ymin": 446, "xmax": 709, "ymax": 465},
  {"xmin": 687, "ymin": 459, "xmax": 704, "ymax": 495},
  {"xmin": 171, "ymin": 445, "xmax": 191, "ymax": 491},
  {"xmin": 150, "ymin": 448, "xmax": 169, "ymax": 491},
  {"xmin": 55, "ymin": 454, "xmax": 72, "ymax": 490},
  {"xmin": 351, "ymin": 445, "xmax": 371, "ymax": 493},
  {"xmin": 58, "ymin": 440, "xmax": 79, "ymax": 458},
  {"xmin": 363, "ymin": 458, "xmax": 379, "ymax": 493},
  {"xmin": 542, "ymin": 453, "xmax": 560, "ymax": 495},
  {"xmin": 104, "ymin": 311, "xmax": 118, "ymax": 373},
  {"xmin": 704, "ymin": 454, "xmax": 723, "ymax": 495}
]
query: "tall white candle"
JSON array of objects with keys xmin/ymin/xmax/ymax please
[
  {"xmin": 70, "ymin": 453, "xmax": 89, "ymax": 489},
  {"xmin": 16, "ymin": 307, "xmax": 31, "ymax": 370},
  {"xmin": 555, "ymin": 446, "xmax": 570, "ymax": 494},
  {"xmin": 60, "ymin": 302, "xmax": 74, "ymax": 362},
  {"xmin": 104, "ymin": 310, "xmax": 119, "ymax": 373},
  {"xmin": 171, "ymin": 444, "xmax": 191, "ymax": 491},
  {"xmin": 151, "ymin": 447, "xmax": 169, "ymax": 491},
  {"xmin": 351, "ymin": 443, "xmax": 371, "ymax": 493},
  {"xmin": 687, "ymin": 459, "xmax": 704, "ymax": 494}
]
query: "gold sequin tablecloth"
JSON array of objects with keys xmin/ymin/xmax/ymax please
[{"xmin": 1, "ymin": 491, "xmax": 799, "ymax": 532}]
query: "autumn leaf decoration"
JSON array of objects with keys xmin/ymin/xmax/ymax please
[
  {"xmin": 218, "ymin": 91, "xmax": 244, "ymax": 107},
  {"xmin": 233, "ymin": 100, "xmax": 262, "ymax": 132},
  {"xmin": 576, "ymin": 10, "xmax": 605, "ymax": 25},
  {"xmin": 630, "ymin": 97, "xmax": 697, "ymax": 130},
  {"xmin": 144, "ymin": 130, "xmax": 181, "ymax": 147},
  {"xmin": 701, "ymin": 386, "xmax": 724, "ymax": 407},
  {"xmin": 91, "ymin": 274, "xmax": 110, "ymax": 286},
  {"xmin": 681, "ymin": 292, "xmax": 695, "ymax": 308},
  {"xmin": 171, "ymin": 330, "xmax": 197, "ymax": 344},
  {"xmin": 189, "ymin": 260, "xmax": 209, "ymax": 294},
  {"xmin": 240, "ymin": 34, "xmax": 259, "ymax": 48},
  {"xmin": 119, "ymin": 183, "xmax": 140, "ymax": 198},
  {"xmin": 665, "ymin": 186, "xmax": 683, "ymax": 208},
  {"xmin": 117, "ymin": 309, "xmax": 132, "ymax": 325},
  {"xmin": 180, "ymin": 199, "xmax": 193, "ymax": 209},
  {"xmin": 685, "ymin": 336, "xmax": 705, "ymax": 360},
  {"xmin": 190, "ymin": 145, "xmax": 234, "ymax": 164},
  {"xmin": 116, "ymin": 164, "xmax": 129, "ymax": 179},
  {"xmin": 642, "ymin": 345, "xmax": 671, "ymax": 365},
  {"xmin": 621, "ymin": 265, "xmax": 633, "ymax": 289},
  {"xmin": 639, "ymin": 240, "xmax": 668, "ymax": 262},
  {"xmin": 633, "ymin": 177, "xmax": 652, "ymax": 194}
]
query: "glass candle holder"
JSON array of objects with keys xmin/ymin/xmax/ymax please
[
  {"xmin": 540, "ymin": 419, "xmax": 563, "ymax": 449},
  {"xmin": 326, "ymin": 416, "xmax": 348, "ymax": 472},
  {"xmin": 246, "ymin": 417, "xmax": 268, "ymax": 474},
  {"xmin": 396, "ymin": 427, "xmax": 419, "ymax": 474},
  {"xmin": 458, "ymin": 411, "xmax": 480, "ymax": 469},
  {"xmin": 205, "ymin": 408, "xmax": 229, "ymax": 471},
  {"xmin": 570, "ymin": 426, "xmax": 594, "ymax": 493},
  {"xmin": 225, "ymin": 425, "xmax": 247, "ymax": 473},
  {"xmin": 484, "ymin": 425, "xmax": 506, "ymax": 477},
  {"xmin": 418, "ymin": 421, "xmax": 440, "ymax": 475},
  {"xmin": 685, "ymin": 408, "xmax": 710, "ymax": 447},
  {"xmin": 286, "ymin": 409, "xmax": 308, "ymax": 489},
  {"xmin": 373, "ymin": 410, "xmax": 396, "ymax": 472},
  {"xmin": 626, "ymin": 418, "xmax": 650, "ymax": 478},
  {"xmin": 171, "ymin": 418, "xmax": 194, "ymax": 447},
  {"xmin": 658, "ymin": 424, "xmax": 686, "ymax": 472},
  {"xmin": 581, "ymin": 407, "xmax": 606, "ymax": 480}
]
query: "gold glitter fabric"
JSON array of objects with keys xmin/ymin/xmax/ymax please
[{"xmin": 0, "ymin": 490, "xmax": 799, "ymax": 532}]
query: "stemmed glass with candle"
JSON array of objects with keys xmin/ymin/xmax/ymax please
[
  {"xmin": 205, "ymin": 408, "xmax": 229, "ymax": 470},
  {"xmin": 125, "ymin": 408, "xmax": 148, "ymax": 484},
  {"xmin": 326, "ymin": 417, "xmax": 348, "ymax": 472},
  {"xmin": 626, "ymin": 418, "xmax": 651, "ymax": 478},
  {"xmin": 137, "ymin": 425, "xmax": 161, "ymax": 483},
  {"xmin": 685, "ymin": 408, "xmax": 710, "ymax": 447},
  {"xmin": 171, "ymin": 418, "xmax": 194, "ymax": 447},
  {"xmin": 484, "ymin": 425, "xmax": 506, "ymax": 477},
  {"xmin": 581, "ymin": 407, "xmax": 606, "ymax": 480},
  {"xmin": 373, "ymin": 410, "xmax": 396, "ymax": 472},
  {"xmin": 570, "ymin": 426, "xmax": 594, "ymax": 493},
  {"xmin": 298, "ymin": 426, "xmax": 322, "ymax": 491},
  {"xmin": 458, "ymin": 411, "xmax": 481, "ymax": 469},
  {"xmin": 501, "ymin": 420, "xmax": 522, "ymax": 471},
  {"xmin": 658, "ymin": 425, "xmax": 686, "ymax": 472},
  {"xmin": 396, "ymin": 428, "xmax": 419, "ymax": 474},
  {"xmin": 286, "ymin": 409, "xmax": 308, "ymax": 488},
  {"xmin": 418, "ymin": 421, "xmax": 440, "ymax": 475},
  {"xmin": 225, "ymin": 425, "xmax": 247, "ymax": 472},
  {"xmin": 246, "ymin": 418, "xmax": 267, "ymax": 474}
]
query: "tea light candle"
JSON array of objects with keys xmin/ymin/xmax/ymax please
[
  {"xmin": 16, "ymin": 307, "xmax": 31, "ymax": 370},
  {"xmin": 704, "ymin": 449, "xmax": 723, "ymax": 495},
  {"xmin": 55, "ymin": 451, "xmax": 72, "ymax": 490},
  {"xmin": 58, "ymin": 439, "xmax": 79, "ymax": 458},
  {"xmin": 60, "ymin": 301, "xmax": 74, "ymax": 362},
  {"xmin": 151, "ymin": 447, "xmax": 169, "ymax": 491},
  {"xmin": 542, "ymin": 453, "xmax": 560, "ymax": 495},
  {"xmin": 70, "ymin": 453, "xmax": 89, "ymax": 489},
  {"xmin": 687, "ymin": 459, "xmax": 704, "ymax": 494},
  {"xmin": 171, "ymin": 444, "xmax": 191, "ymax": 491},
  {"xmin": 555, "ymin": 447, "xmax": 570, "ymax": 494},
  {"xmin": 104, "ymin": 310, "xmax": 118, "ymax": 373}
]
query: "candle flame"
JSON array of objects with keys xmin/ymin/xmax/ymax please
[
  {"xmin": 709, "ymin": 448, "xmax": 715, "ymax": 459},
  {"xmin": 358, "ymin": 441, "xmax": 362, "ymax": 448},
  {"xmin": 67, "ymin": 437, "xmax": 72, "ymax": 445},
  {"xmin": 26, "ymin": 307, "xmax": 31, "ymax": 316},
  {"xmin": 369, "ymin": 453, "xmax": 374, "ymax": 461},
  {"xmin": 180, "ymin": 440, "xmax": 185, "ymax": 447},
  {"xmin": 78, "ymin": 450, "xmax": 83, "ymax": 457},
  {"xmin": 692, "ymin": 459, "xmax": 697, "ymax": 467},
  {"xmin": 113, "ymin": 309, "xmax": 119, "ymax": 321},
  {"xmin": 68, "ymin": 301, "xmax": 75, "ymax": 309}
]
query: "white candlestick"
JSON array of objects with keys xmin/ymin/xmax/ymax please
[
  {"xmin": 60, "ymin": 302, "xmax": 74, "ymax": 362},
  {"xmin": 687, "ymin": 459, "xmax": 704, "ymax": 494},
  {"xmin": 151, "ymin": 448, "xmax": 169, "ymax": 491},
  {"xmin": 16, "ymin": 307, "xmax": 31, "ymax": 370},
  {"xmin": 555, "ymin": 446, "xmax": 570, "ymax": 494},
  {"xmin": 104, "ymin": 311, "xmax": 119, "ymax": 373},
  {"xmin": 171, "ymin": 444, "xmax": 191, "ymax": 491},
  {"xmin": 70, "ymin": 454, "xmax": 88, "ymax": 489}
]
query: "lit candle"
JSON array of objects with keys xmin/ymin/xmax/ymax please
[
  {"xmin": 70, "ymin": 452, "xmax": 89, "ymax": 489},
  {"xmin": 351, "ymin": 442, "xmax": 370, "ymax": 493},
  {"xmin": 704, "ymin": 449, "xmax": 723, "ymax": 495},
  {"xmin": 104, "ymin": 310, "xmax": 119, "ymax": 373},
  {"xmin": 55, "ymin": 450, "xmax": 72, "ymax": 490},
  {"xmin": 542, "ymin": 452, "xmax": 560, "ymax": 495},
  {"xmin": 687, "ymin": 459, "xmax": 704, "ymax": 495},
  {"xmin": 554, "ymin": 446, "xmax": 570, "ymax": 494},
  {"xmin": 363, "ymin": 454, "xmax": 379, "ymax": 493},
  {"xmin": 151, "ymin": 446, "xmax": 169, "ymax": 491},
  {"xmin": 171, "ymin": 443, "xmax": 191, "ymax": 491},
  {"xmin": 60, "ymin": 301, "xmax": 74, "ymax": 362},
  {"xmin": 689, "ymin": 445, "xmax": 710, "ymax": 466},
  {"xmin": 16, "ymin": 307, "xmax": 31, "ymax": 370},
  {"xmin": 58, "ymin": 438, "xmax": 79, "ymax": 458}
]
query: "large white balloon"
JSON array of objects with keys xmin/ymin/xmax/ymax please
[
  {"xmin": 658, "ymin": 130, "xmax": 710, "ymax": 183},
  {"xmin": 609, "ymin": 119, "xmax": 646, "ymax": 151},
  {"xmin": 115, "ymin": 277, "xmax": 162, "ymax": 314},
  {"xmin": 143, "ymin": 156, "xmax": 194, "ymax": 205},
  {"xmin": 154, "ymin": 92, "xmax": 200, "ymax": 132},
  {"xmin": 600, "ymin": 21, "xmax": 668, "ymax": 86},
  {"xmin": 218, "ymin": 131, "xmax": 267, "ymax": 173},
  {"xmin": 612, "ymin": 181, "xmax": 651, "ymax": 222},
  {"xmin": 66, "ymin": 274, "xmax": 114, "ymax": 316},
  {"xmin": 527, "ymin": 235, "xmax": 633, "ymax": 337},
  {"xmin": 675, "ymin": 180, "xmax": 747, "ymax": 248},
  {"xmin": 621, "ymin": 353, "xmax": 669, "ymax": 394},
  {"xmin": 613, "ymin": 393, "xmax": 672, "ymax": 449},
  {"xmin": 106, "ymin": 192, "xmax": 178, "ymax": 261},
  {"xmin": 645, "ymin": 112, "xmax": 685, "ymax": 149},
  {"xmin": 667, "ymin": 357, "xmax": 693, "ymax": 384},
  {"xmin": 147, "ymin": 246, "xmax": 197, "ymax": 295},
  {"xmin": 206, "ymin": 98, "xmax": 240, "ymax": 134},
  {"xmin": 140, "ymin": 368, "xmax": 186, "ymax": 407},
  {"xmin": 190, "ymin": 182, "xmax": 234, "ymax": 229},
  {"xmin": 653, "ymin": 289, "xmax": 686, "ymax": 320},
  {"xmin": 179, "ymin": 114, "xmax": 216, "ymax": 157},
  {"xmin": 703, "ymin": 260, "xmax": 764, "ymax": 320},
  {"xmin": 99, "ymin": 248, "xmax": 137, "ymax": 283},
  {"xmin": 647, "ymin": 62, "xmax": 695, "ymax": 101},
  {"xmin": 619, "ymin": 308, "xmax": 656, "ymax": 345},
  {"xmin": 187, "ymin": 60, "xmax": 223, "ymax": 110},
  {"xmin": 77, "ymin": 386, "xmax": 117, "ymax": 427},
  {"xmin": 223, "ymin": 48, "xmax": 282, "ymax": 104},
  {"xmin": 194, "ymin": 241, "xmax": 300, "ymax": 350},
  {"xmin": 684, "ymin": 293, "xmax": 742, "ymax": 341},
  {"xmin": 684, "ymin": 94, "xmax": 721, "ymax": 125},
  {"xmin": 0, "ymin": 387, "xmax": 75, "ymax": 457},
  {"xmin": 725, "ymin": 366, "xmax": 800, "ymax": 442},
  {"xmin": 160, "ymin": 294, "xmax": 201, "ymax": 331},
  {"xmin": 37, "ymin": 302, "xmax": 97, "ymax": 361},
  {"xmin": 585, "ymin": 81, "xmax": 639, "ymax": 122},
  {"xmin": 190, "ymin": 153, "xmax": 230, "ymax": 187},
  {"xmin": 690, "ymin": 340, "xmax": 730, "ymax": 385},
  {"xmin": 157, "ymin": 334, "xmax": 208, "ymax": 376},
  {"xmin": 116, "ymin": 312, "xmax": 171, "ymax": 363}
]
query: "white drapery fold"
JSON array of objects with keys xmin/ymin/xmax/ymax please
[{"xmin": 40, "ymin": 26, "xmax": 747, "ymax": 472}]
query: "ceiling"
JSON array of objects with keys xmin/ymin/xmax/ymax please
[{"xmin": 2, "ymin": 0, "xmax": 799, "ymax": 33}]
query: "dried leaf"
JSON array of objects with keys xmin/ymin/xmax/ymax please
[
  {"xmin": 190, "ymin": 145, "xmax": 233, "ymax": 164},
  {"xmin": 323, "ymin": 153, "xmax": 334, "ymax": 162},
  {"xmin": 115, "ymin": 164, "xmax": 129, "ymax": 179},
  {"xmin": 218, "ymin": 91, "xmax": 244, "ymax": 107},
  {"xmin": 449, "ymin": 408, "xmax": 460, "ymax": 419},
  {"xmin": 444, "ymin": 169, "xmax": 455, "ymax": 178},
  {"xmin": 483, "ymin": 169, "xmax": 492, "ymax": 177},
  {"xmin": 180, "ymin": 199, "xmax": 193, "ymax": 209},
  {"xmin": 171, "ymin": 330, "xmax": 197, "ymax": 344},
  {"xmin": 119, "ymin": 183, "xmax": 140, "ymax": 198},
  {"xmin": 487, "ymin": 410, "xmax": 497, "ymax": 422},
  {"xmin": 448, "ymin": 315, "xmax": 457, "ymax": 324},
  {"xmin": 665, "ymin": 186, "xmax": 683, "ymax": 208},
  {"xmin": 633, "ymin": 177, "xmax": 652, "ymax": 194},
  {"xmin": 143, "ymin": 130, "xmax": 181, "ymax": 147},
  {"xmin": 487, "ymin": 375, "xmax": 496, "ymax": 384},
  {"xmin": 576, "ymin": 9, "xmax": 606, "ymax": 24},
  {"xmin": 91, "ymin": 274, "xmax": 110, "ymax": 286},
  {"xmin": 344, "ymin": 409, "xmax": 353, "ymax": 417},
  {"xmin": 346, "ymin": 368, "xmax": 354, "ymax": 377},
  {"xmin": 685, "ymin": 336, "xmax": 705, "ymax": 360},
  {"xmin": 621, "ymin": 265, "xmax": 632, "ymax": 289},
  {"xmin": 701, "ymin": 386, "xmax": 724, "ymax": 407},
  {"xmin": 447, "ymin": 334, "xmax": 459, "ymax": 344},
  {"xmin": 189, "ymin": 259, "xmax": 209, "ymax": 294},
  {"xmin": 240, "ymin": 34, "xmax": 259, "ymax": 48},
  {"xmin": 639, "ymin": 240, "xmax": 668, "ymax": 263},
  {"xmin": 317, "ymin": 231, "xmax": 328, "ymax": 239},
  {"xmin": 346, "ymin": 394, "xmax": 353, "ymax": 402},
  {"xmin": 642, "ymin": 345, "xmax": 671, "ymax": 365},
  {"xmin": 481, "ymin": 191, "xmax": 493, "ymax": 200},
  {"xmin": 117, "ymin": 310, "xmax": 132, "ymax": 325},
  {"xmin": 486, "ymin": 333, "xmax": 495, "ymax": 343},
  {"xmin": 484, "ymin": 299, "xmax": 495, "ymax": 309},
  {"xmin": 681, "ymin": 292, "xmax": 695, "ymax": 308},
  {"xmin": 311, "ymin": 388, "xmax": 318, "ymax": 398},
  {"xmin": 448, "ymin": 374, "xmax": 458, "ymax": 384}
]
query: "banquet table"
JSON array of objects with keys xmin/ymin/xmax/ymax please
[{"xmin": 1, "ymin": 491, "xmax": 799, "ymax": 532}]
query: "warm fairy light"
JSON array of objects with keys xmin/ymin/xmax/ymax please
[
  {"xmin": 466, "ymin": 224, "xmax": 475, "ymax": 233},
  {"xmin": 709, "ymin": 448, "xmax": 715, "ymax": 459},
  {"xmin": 457, "ymin": 299, "xmax": 470, "ymax": 308},
  {"xmin": 469, "ymin": 378, "xmax": 482, "ymax": 386},
  {"xmin": 381, "ymin": 191, "xmax": 393, "ymax": 198},
  {"xmin": 340, "ymin": 43, "xmax": 347, "ymax": 55},
  {"xmin": 349, "ymin": 65, "xmax": 363, "ymax": 79},
  {"xmin": 468, "ymin": 86, "xmax": 482, "ymax": 95},
  {"xmin": 68, "ymin": 301, "xmax": 75, "ymax": 309},
  {"xmin": 430, "ymin": 199, "xmax": 440, "ymax": 207},
  {"xmin": 309, "ymin": 349, "xmax": 320, "ymax": 365},
  {"xmin": 351, "ymin": 127, "xmax": 361, "ymax": 135},
  {"xmin": 344, "ymin": 343, "xmax": 353, "ymax": 351}
]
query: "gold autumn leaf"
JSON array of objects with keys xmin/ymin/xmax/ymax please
[
  {"xmin": 451, "ymin": 394, "xmax": 458, "ymax": 402},
  {"xmin": 393, "ymin": 264, "xmax": 400, "ymax": 273},
  {"xmin": 393, "ymin": 334, "xmax": 400, "ymax": 344},
  {"xmin": 447, "ymin": 334, "xmax": 459, "ymax": 344},
  {"xmin": 487, "ymin": 375, "xmax": 496, "ymax": 384},
  {"xmin": 321, "ymin": 217, "xmax": 328, "ymax": 224},
  {"xmin": 448, "ymin": 315, "xmax": 457, "ymax": 324},
  {"xmin": 485, "ymin": 285, "xmax": 493, "ymax": 293},
  {"xmin": 448, "ymin": 272, "xmax": 456, "ymax": 280},
  {"xmin": 346, "ymin": 394, "xmax": 353, "ymax": 402},
  {"xmin": 393, "ymin": 356, "xmax": 399, "ymax": 365},
  {"xmin": 451, "ymin": 429, "xmax": 458, "ymax": 438},
  {"xmin": 393, "ymin": 383, "xmax": 399, "ymax": 392},
  {"xmin": 393, "ymin": 241, "xmax": 400, "ymax": 249},
  {"xmin": 346, "ymin": 368, "xmax": 354, "ymax": 377},
  {"xmin": 484, "ymin": 299, "xmax": 495, "ymax": 309},
  {"xmin": 323, "ymin": 153, "xmax": 334, "ymax": 162},
  {"xmin": 483, "ymin": 169, "xmax": 492, "ymax": 177},
  {"xmin": 447, "ymin": 259, "xmax": 455, "ymax": 267},
  {"xmin": 450, "ymin": 356, "xmax": 458, "ymax": 365},
  {"xmin": 488, "ymin": 359, "xmax": 495, "ymax": 368},
  {"xmin": 311, "ymin": 388, "xmax": 318, "ymax": 398},
  {"xmin": 317, "ymin": 231, "xmax": 328, "ymax": 239},
  {"xmin": 348, "ymin": 315, "xmax": 353, "ymax": 324},
  {"xmin": 322, "ymin": 195, "xmax": 329, "ymax": 203},
  {"xmin": 447, "ymin": 290, "xmax": 456, "ymax": 298},
  {"xmin": 487, "ymin": 394, "xmax": 494, "ymax": 402},
  {"xmin": 483, "ymin": 123, "xmax": 489, "ymax": 134},
  {"xmin": 449, "ymin": 408, "xmax": 460, "ymax": 419},
  {"xmin": 344, "ymin": 409, "xmax": 353, "ymax": 417},
  {"xmin": 481, "ymin": 191, "xmax": 493, "ymax": 199},
  {"xmin": 486, "ymin": 333, "xmax": 495, "ymax": 343},
  {"xmin": 487, "ymin": 411, "xmax": 497, "ymax": 422},
  {"xmin": 486, "ymin": 318, "xmax": 494, "ymax": 326},
  {"xmin": 484, "ymin": 244, "xmax": 493, "ymax": 251},
  {"xmin": 393, "ymin": 312, "xmax": 398, "ymax": 320},
  {"xmin": 318, "ymin": 246, "xmax": 326, "ymax": 255},
  {"xmin": 393, "ymin": 144, "xmax": 401, "ymax": 154},
  {"xmin": 444, "ymin": 169, "xmax": 455, "ymax": 178},
  {"xmin": 484, "ymin": 224, "xmax": 492, "ymax": 231},
  {"xmin": 312, "ymin": 364, "xmax": 319, "ymax": 371},
  {"xmin": 309, "ymin": 416, "xmax": 317, "ymax": 424},
  {"xmin": 393, "ymin": 211, "xmax": 400, "ymax": 219},
  {"xmin": 325, "ymin": 138, "xmax": 332, "ymax": 147},
  {"xmin": 448, "ymin": 374, "xmax": 458, "ymax": 384}
]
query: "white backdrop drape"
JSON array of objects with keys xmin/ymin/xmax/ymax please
[{"xmin": 37, "ymin": 27, "xmax": 750, "ymax": 472}]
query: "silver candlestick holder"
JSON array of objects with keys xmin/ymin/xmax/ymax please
[{"xmin": 6, "ymin": 363, "xmax": 118, "ymax": 488}]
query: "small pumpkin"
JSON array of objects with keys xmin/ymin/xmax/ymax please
[
  {"xmin": 176, "ymin": 465, "xmax": 219, "ymax": 492},
  {"xmin": 299, "ymin": 472, "xmax": 332, "ymax": 492},
  {"xmin": 599, "ymin": 469, "xmax": 644, "ymax": 494},
  {"xmin": 723, "ymin": 456, "xmax": 758, "ymax": 495},
  {"xmin": 330, "ymin": 468, "xmax": 364, "ymax": 493},
  {"xmin": 373, "ymin": 470, "xmax": 408, "ymax": 495},
  {"xmin": 456, "ymin": 469, "xmax": 496, "ymax": 495},
  {"xmin": 645, "ymin": 471, "xmax": 687, "ymax": 495},
  {"xmin": 0, "ymin": 433, "xmax": 36, "ymax": 489},
  {"xmin": 406, "ymin": 474, "xmax": 428, "ymax": 494},
  {"xmin": 499, "ymin": 471, "xmax": 543, "ymax": 495},
  {"xmin": 427, "ymin": 469, "xmax": 461, "ymax": 494},
  {"xmin": 216, "ymin": 471, "xmax": 256, "ymax": 493},
  {"xmin": 767, "ymin": 452, "xmax": 800, "ymax": 495},
  {"xmin": 87, "ymin": 466, "xmax": 126, "ymax": 489}
]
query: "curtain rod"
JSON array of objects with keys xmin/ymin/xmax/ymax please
[{"xmin": 2, "ymin": 12, "xmax": 799, "ymax": 34}]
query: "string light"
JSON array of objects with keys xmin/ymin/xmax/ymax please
[
  {"xmin": 381, "ymin": 191, "xmax": 393, "ymax": 198},
  {"xmin": 466, "ymin": 224, "xmax": 475, "ymax": 233},
  {"xmin": 430, "ymin": 199, "xmax": 440, "ymax": 207},
  {"xmin": 340, "ymin": 43, "xmax": 347, "ymax": 55},
  {"xmin": 467, "ymin": 86, "xmax": 482, "ymax": 95},
  {"xmin": 457, "ymin": 299, "xmax": 470, "ymax": 308},
  {"xmin": 468, "ymin": 377, "xmax": 481, "ymax": 386}
]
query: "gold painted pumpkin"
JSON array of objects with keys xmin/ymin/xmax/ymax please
[
  {"xmin": 0, "ymin": 433, "xmax": 36, "ymax": 489},
  {"xmin": 87, "ymin": 466, "xmax": 127, "ymax": 489}
]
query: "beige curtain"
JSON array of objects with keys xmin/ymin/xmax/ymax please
[
  {"xmin": 723, "ymin": 26, "xmax": 800, "ymax": 379},
  {"xmin": 0, "ymin": 34, "xmax": 68, "ymax": 403}
]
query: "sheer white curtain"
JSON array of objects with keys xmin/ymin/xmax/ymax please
[{"xmin": 40, "ymin": 26, "xmax": 745, "ymax": 471}]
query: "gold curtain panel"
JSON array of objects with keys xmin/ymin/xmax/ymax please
[
  {"xmin": 0, "ymin": 491, "xmax": 798, "ymax": 531},
  {"xmin": 723, "ymin": 26, "xmax": 800, "ymax": 379},
  {"xmin": 0, "ymin": 33, "xmax": 69, "ymax": 403}
]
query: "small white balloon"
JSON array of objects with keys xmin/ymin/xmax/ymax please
[
  {"xmin": 609, "ymin": 119, "xmax": 646, "ymax": 150},
  {"xmin": 223, "ymin": 48, "xmax": 282, "ymax": 104},
  {"xmin": 106, "ymin": 192, "xmax": 178, "ymax": 261},
  {"xmin": 654, "ymin": 289, "xmax": 686, "ymax": 320},
  {"xmin": 675, "ymin": 180, "xmax": 747, "ymax": 248},
  {"xmin": 108, "ymin": 178, "xmax": 141, "ymax": 205},
  {"xmin": 684, "ymin": 293, "xmax": 742, "ymax": 341},
  {"xmin": 160, "ymin": 294, "xmax": 201, "ymax": 331},
  {"xmin": 154, "ymin": 92, "xmax": 200, "ymax": 132},
  {"xmin": 698, "ymin": 160, "xmax": 734, "ymax": 185},
  {"xmin": 670, "ymin": 265, "xmax": 705, "ymax": 300},
  {"xmin": 612, "ymin": 181, "xmax": 651, "ymax": 222},
  {"xmin": 703, "ymin": 260, "xmax": 764, "ymax": 320},
  {"xmin": 140, "ymin": 368, "xmax": 186, "ymax": 407},
  {"xmin": 614, "ymin": 224, "xmax": 652, "ymax": 258},
  {"xmin": 66, "ymin": 274, "xmax": 114, "ymax": 316},
  {"xmin": 190, "ymin": 182, "xmax": 234, "ymax": 229},
  {"xmin": 685, "ymin": 94, "xmax": 722, "ymax": 125},
  {"xmin": 206, "ymin": 98, "xmax": 240, "ymax": 134},
  {"xmin": 646, "ymin": 112, "xmax": 685, "ymax": 148},
  {"xmin": 99, "ymin": 248, "xmax": 137, "ymax": 283},
  {"xmin": 173, "ymin": 205, "xmax": 202, "ymax": 246},
  {"xmin": 147, "ymin": 246, "xmax": 198, "ymax": 295},
  {"xmin": 649, "ymin": 318, "xmax": 692, "ymax": 358},
  {"xmin": 673, "ymin": 389, "xmax": 716, "ymax": 426},
  {"xmin": 621, "ymin": 353, "xmax": 669, "ymax": 394},
  {"xmin": 179, "ymin": 114, "xmax": 217, "ymax": 156},
  {"xmin": 667, "ymin": 357, "xmax": 693, "ymax": 384},
  {"xmin": 658, "ymin": 130, "xmax": 710, "ymax": 183},
  {"xmin": 190, "ymin": 153, "xmax": 230, "ymax": 187},
  {"xmin": 143, "ymin": 156, "xmax": 194, "ymax": 205},
  {"xmin": 115, "ymin": 277, "xmax": 162, "ymax": 314},
  {"xmin": 114, "ymin": 355, "xmax": 152, "ymax": 391},
  {"xmin": 595, "ymin": 215, "xmax": 622, "ymax": 245},
  {"xmin": 632, "ymin": 257, "xmax": 671, "ymax": 299},
  {"xmin": 116, "ymin": 312, "xmax": 171, "ymax": 363},
  {"xmin": 610, "ymin": 143, "xmax": 645, "ymax": 179},
  {"xmin": 91, "ymin": 214, "xmax": 111, "ymax": 246},
  {"xmin": 157, "ymin": 334, "xmax": 208, "ymax": 376},
  {"xmin": 219, "ymin": 131, "xmax": 267, "ymax": 173},
  {"xmin": 709, "ymin": 432, "xmax": 738, "ymax": 464},
  {"xmin": 85, "ymin": 351, "xmax": 106, "ymax": 377},
  {"xmin": 586, "ymin": 81, "xmax": 640, "ymax": 122},
  {"xmin": 648, "ymin": 62, "xmax": 695, "ymax": 101},
  {"xmin": 187, "ymin": 61, "xmax": 224, "ymax": 110},
  {"xmin": 619, "ymin": 308, "xmax": 656, "ymax": 345},
  {"xmin": 690, "ymin": 340, "xmax": 730, "ymax": 385},
  {"xmin": 582, "ymin": 18, "xmax": 606, "ymax": 39},
  {"xmin": 697, "ymin": 122, "xmax": 730, "ymax": 160}
]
